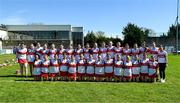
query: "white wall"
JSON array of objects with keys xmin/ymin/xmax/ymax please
[{"xmin": 0, "ymin": 30, "xmax": 8, "ymax": 40}]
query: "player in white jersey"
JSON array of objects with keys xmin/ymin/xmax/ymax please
[
  {"xmin": 68, "ymin": 55, "xmax": 77, "ymax": 81},
  {"xmin": 17, "ymin": 43, "xmax": 28, "ymax": 77},
  {"xmin": 114, "ymin": 54, "xmax": 123, "ymax": 82},
  {"xmin": 41, "ymin": 55, "xmax": 50, "ymax": 80},
  {"xmin": 114, "ymin": 42, "xmax": 123, "ymax": 61},
  {"xmin": 148, "ymin": 56, "xmax": 159, "ymax": 82},
  {"xmin": 49, "ymin": 55, "xmax": 59, "ymax": 81},
  {"xmin": 75, "ymin": 44, "xmax": 83, "ymax": 61},
  {"xmin": 86, "ymin": 55, "xmax": 95, "ymax": 81},
  {"xmin": 123, "ymin": 56, "xmax": 132, "ymax": 82},
  {"xmin": 99, "ymin": 42, "xmax": 107, "ymax": 60},
  {"xmin": 59, "ymin": 54, "xmax": 69, "ymax": 81},
  {"xmin": 122, "ymin": 43, "xmax": 131, "ymax": 61},
  {"xmin": 139, "ymin": 41, "xmax": 147, "ymax": 61},
  {"xmin": 27, "ymin": 43, "xmax": 36, "ymax": 76},
  {"xmin": 131, "ymin": 43, "xmax": 140, "ymax": 60},
  {"xmin": 158, "ymin": 45, "xmax": 168, "ymax": 83},
  {"xmin": 77, "ymin": 54, "xmax": 86, "ymax": 81},
  {"xmin": 107, "ymin": 41, "xmax": 115, "ymax": 59},
  {"xmin": 83, "ymin": 43, "xmax": 91, "ymax": 60},
  {"xmin": 58, "ymin": 44, "xmax": 66, "ymax": 61},
  {"xmin": 32, "ymin": 55, "xmax": 42, "ymax": 80},
  {"xmin": 40, "ymin": 44, "xmax": 49, "ymax": 60},
  {"xmin": 91, "ymin": 43, "xmax": 99, "ymax": 61},
  {"xmin": 149, "ymin": 42, "xmax": 159, "ymax": 60},
  {"xmin": 140, "ymin": 53, "xmax": 149, "ymax": 82},
  {"xmin": 49, "ymin": 43, "xmax": 57, "ymax": 60},
  {"xmin": 95, "ymin": 55, "xmax": 105, "ymax": 82},
  {"xmin": 105, "ymin": 54, "xmax": 114, "ymax": 81},
  {"xmin": 132, "ymin": 55, "xmax": 141, "ymax": 82},
  {"xmin": 66, "ymin": 44, "xmax": 74, "ymax": 60},
  {"xmin": 35, "ymin": 42, "xmax": 43, "ymax": 58}
]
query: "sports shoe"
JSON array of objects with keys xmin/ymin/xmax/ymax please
[{"xmin": 162, "ymin": 79, "xmax": 165, "ymax": 83}]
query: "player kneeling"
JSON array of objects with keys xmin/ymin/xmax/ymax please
[
  {"xmin": 95, "ymin": 55, "xmax": 105, "ymax": 82},
  {"xmin": 105, "ymin": 55, "xmax": 114, "ymax": 82},
  {"xmin": 32, "ymin": 55, "xmax": 42, "ymax": 80},
  {"xmin": 49, "ymin": 55, "xmax": 59, "ymax": 81},
  {"xmin": 77, "ymin": 54, "xmax": 86, "ymax": 81},
  {"xmin": 132, "ymin": 55, "xmax": 141, "ymax": 82},
  {"xmin": 114, "ymin": 55, "xmax": 123, "ymax": 82},
  {"xmin": 123, "ymin": 56, "xmax": 132, "ymax": 82},
  {"xmin": 41, "ymin": 55, "xmax": 50, "ymax": 80},
  {"xmin": 59, "ymin": 54, "xmax": 69, "ymax": 81},
  {"xmin": 68, "ymin": 55, "xmax": 77, "ymax": 81},
  {"xmin": 140, "ymin": 53, "xmax": 149, "ymax": 82},
  {"xmin": 86, "ymin": 55, "xmax": 95, "ymax": 81},
  {"xmin": 148, "ymin": 56, "xmax": 158, "ymax": 82}
]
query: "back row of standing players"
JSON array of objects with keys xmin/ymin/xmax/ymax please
[{"xmin": 15, "ymin": 41, "xmax": 168, "ymax": 82}]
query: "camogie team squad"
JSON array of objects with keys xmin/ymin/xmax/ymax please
[{"xmin": 14, "ymin": 41, "xmax": 168, "ymax": 83}]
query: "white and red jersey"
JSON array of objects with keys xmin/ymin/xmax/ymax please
[
  {"xmin": 132, "ymin": 60, "xmax": 141, "ymax": 77},
  {"xmin": 140, "ymin": 58, "xmax": 149, "ymax": 76},
  {"xmin": 75, "ymin": 48, "xmax": 83, "ymax": 61},
  {"xmin": 86, "ymin": 59, "xmax": 95, "ymax": 75},
  {"xmin": 114, "ymin": 60, "xmax": 123, "ymax": 76},
  {"xmin": 40, "ymin": 48, "xmax": 49, "ymax": 60},
  {"xmin": 77, "ymin": 59, "xmax": 86, "ymax": 75},
  {"xmin": 131, "ymin": 48, "xmax": 140, "ymax": 60},
  {"xmin": 91, "ymin": 47, "xmax": 99, "ymax": 60},
  {"xmin": 59, "ymin": 59, "xmax": 69, "ymax": 72},
  {"xmin": 148, "ymin": 60, "xmax": 158, "ymax": 78},
  {"xmin": 149, "ymin": 47, "xmax": 159, "ymax": 60},
  {"xmin": 107, "ymin": 46, "xmax": 115, "ymax": 59},
  {"xmin": 68, "ymin": 60, "xmax": 77, "ymax": 75},
  {"xmin": 35, "ymin": 47, "xmax": 43, "ymax": 57},
  {"xmin": 33, "ymin": 60, "xmax": 42, "ymax": 75},
  {"xmin": 139, "ymin": 47, "xmax": 147, "ymax": 60},
  {"xmin": 57, "ymin": 48, "xmax": 66, "ymax": 61},
  {"xmin": 17, "ymin": 48, "xmax": 27, "ymax": 64},
  {"xmin": 95, "ymin": 60, "xmax": 105, "ymax": 75},
  {"xmin": 27, "ymin": 48, "xmax": 36, "ymax": 63},
  {"xmin": 49, "ymin": 59, "xmax": 59, "ymax": 73},
  {"xmin": 122, "ymin": 48, "xmax": 131, "ymax": 61},
  {"xmin": 83, "ymin": 48, "xmax": 90, "ymax": 60},
  {"xmin": 123, "ymin": 61, "xmax": 132, "ymax": 78},
  {"xmin": 158, "ymin": 50, "xmax": 168, "ymax": 63},
  {"xmin": 114, "ymin": 46, "xmax": 123, "ymax": 60},
  {"xmin": 49, "ymin": 48, "xmax": 57, "ymax": 60},
  {"xmin": 41, "ymin": 60, "xmax": 50, "ymax": 73},
  {"xmin": 66, "ymin": 48, "xmax": 74, "ymax": 59},
  {"xmin": 99, "ymin": 47, "xmax": 107, "ymax": 60},
  {"xmin": 104, "ymin": 59, "xmax": 114, "ymax": 74}
]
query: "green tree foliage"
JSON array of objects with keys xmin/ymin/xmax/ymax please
[
  {"xmin": 167, "ymin": 24, "xmax": 180, "ymax": 38},
  {"xmin": 122, "ymin": 23, "xmax": 148, "ymax": 47}
]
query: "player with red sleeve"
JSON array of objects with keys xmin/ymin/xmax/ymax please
[{"xmin": 27, "ymin": 43, "xmax": 36, "ymax": 76}]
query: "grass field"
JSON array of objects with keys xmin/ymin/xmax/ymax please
[{"xmin": 0, "ymin": 54, "xmax": 180, "ymax": 102}]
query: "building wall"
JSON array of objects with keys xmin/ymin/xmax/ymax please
[{"xmin": 0, "ymin": 29, "xmax": 8, "ymax": 40}]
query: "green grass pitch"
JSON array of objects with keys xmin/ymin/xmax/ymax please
[{"xmin": 0, "ymin": 54, "xmax": 180, "ymax": 102}]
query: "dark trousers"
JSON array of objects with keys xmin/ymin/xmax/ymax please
[{"xmin": 159, "ymin": 63, "xmax": 166, "ymax": 79}]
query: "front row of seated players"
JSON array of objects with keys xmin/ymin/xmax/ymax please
[{"xmin": 32, "ymin": 53, "xmax": 158, "ymax": 82}]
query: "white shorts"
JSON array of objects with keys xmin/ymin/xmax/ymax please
[
  {"xmin": 114, "ymin": 67, "xmax": 123, "ymax": 76},
  {"xmin": 105, "ymin": 66, "xmax": 113, "ymax": 73},
  {"xmin": 78, "ymin": 66, "xmax": 86, "ymax": 74},
  {"xmin": 33, "ymin": 68, "xmax": 41, "ymax": 75},
  {"xmin": 95, "ymin": 67, "xmax": 104, "ymax": 75},
  {"xmin": 49, "ymin": 67, "xmax": 59, "ymax": 73},
  {"xmin": 86, "ymin": 66, "xmax": 94, "ymax": 74}
]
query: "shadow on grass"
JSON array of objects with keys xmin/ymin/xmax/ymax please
[{"xmin": 0, "ymin": 75, "xmax": 32, "ymax": 78}]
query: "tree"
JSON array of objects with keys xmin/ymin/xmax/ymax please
[
  {"xmin": 84, "ymin": 31, "xmax": 97, "ymax": 46},
  {"xmin": 122, "ymin": 23, "xmax": 147, "ymax": 47},
  {"xmin": 167, "ymin": 24, "xmax": 180, "ymax": 38}
]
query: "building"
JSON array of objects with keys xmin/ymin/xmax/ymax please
[{"xmin": 3, "ymin": 25, "xmax": 84, "ymax": 48}]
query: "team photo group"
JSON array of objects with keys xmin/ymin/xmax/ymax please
[{"xmin": 14, "ymin": 41, "xmax": 168, "ymax": 83}]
